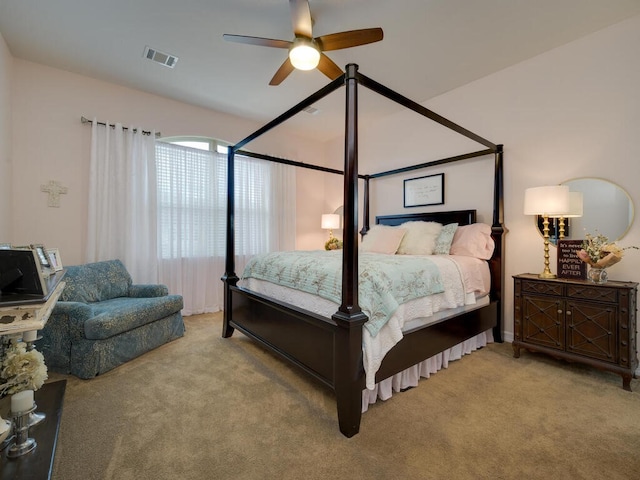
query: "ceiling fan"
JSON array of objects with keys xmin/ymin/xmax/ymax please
[{"xmin": 223, "ymin": 0, "xmax": 383, "ymax": 85}]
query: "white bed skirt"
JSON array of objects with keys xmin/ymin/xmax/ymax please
[{"xmin": 361, "ymin": 329, "xmax": 494, "ymax": 412}]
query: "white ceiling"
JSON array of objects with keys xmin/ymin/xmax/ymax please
[{"xmin": 2, "ymin": 0, "xmax": 640, "ymax": 142}]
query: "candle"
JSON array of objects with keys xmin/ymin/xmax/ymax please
[
  {"xmin": 11, "ymin": 390, "xmax": 34, "ymax": 414},
  {"xmin": 23, "ymin": 330, "xmax": 38, "ymax": 342}
]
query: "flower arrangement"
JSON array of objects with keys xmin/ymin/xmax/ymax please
[
  {"xmin": 0, "ymin": 340, "xmax": 48, "ymax": 397},
  {"xmin": 577, "ymin": 232, "xmax": 638, "ymax": 269},
  {"xmin": 325, "ymin": 237, "xmax": 343, "ymax": 250}
]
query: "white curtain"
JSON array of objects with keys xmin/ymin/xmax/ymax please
[
  {"xmin": 155, "ymin": 143, "xmax": 296, "ymax": 315},
  {"xmin": 87, "ymin": 120, "xmax": 158, "ymax": 283}
]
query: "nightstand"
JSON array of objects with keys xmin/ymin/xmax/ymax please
[{"xmin": 513, "ymin": 273, "xmax": 638, "ymax": 391}]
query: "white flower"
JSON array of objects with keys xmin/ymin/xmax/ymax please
[{"xmin": 0, "ymin": 341, "xmax": 48, "ymax": 396}]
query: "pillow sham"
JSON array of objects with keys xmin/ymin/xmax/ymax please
[
  {"xmin": 361, "ymin": 225, "xmax": 407, "ymax": 254},
  {"xmin": 396, "ymin": 221, "xmax": 442, "ymax": 256},
  {"xmin": 449, "ymin": 223, "xmax": 495, "ymax": 260},
  {"xmin": 433, "ymin": 223, "xmax": 458, "ymax": 254}
]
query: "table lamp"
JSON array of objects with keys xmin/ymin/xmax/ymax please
[
  {"xmin": 554, "ymin": 191, "xmax": 583, "ymax": 240},
  {"xmin": 524, "ymin": 185, "xmax": 570, "ymax": 278},
  {"xmin": 321, "ymin": 214, "xmax": 340, "ymax": 241}
]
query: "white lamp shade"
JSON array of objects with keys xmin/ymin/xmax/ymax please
[
  {"xmin": 321, "ymin": 213, "xmax": 340, "ymax": 230},
  {"xmin": 289, "ymin": 40, "xmax": 320, "ymax": 70},
  {"xmin": 565, "ymin": 191, "xmax": 584, "ymax": 217},
  {"xmin": 524, "ymin": 185, "xmax": 570, "ymax": 216},
  {"xmin": 549, "ymin": 191, "xmax": 583, "ymax": 218}
]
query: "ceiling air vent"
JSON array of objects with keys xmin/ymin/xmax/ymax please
[{"xmin": 143, "ymin": 46, "xmax": 178, "ymax": 68}]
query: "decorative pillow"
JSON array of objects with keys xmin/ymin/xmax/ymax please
[
  {"xmin": 433, "ymin": 223, "xmax": 458, "ymax": 254},
  {"xmin": 449, "ymin": 223, "xmax": 495, "ymax": 260},
  {"xmin": 396, "ymin": 221, "xmax": 443, "ymax": 255},
  {"xmin": 361, "ymin": 225, "xmax": 407, "ymax": 254}
]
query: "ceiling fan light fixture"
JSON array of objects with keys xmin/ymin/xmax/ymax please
[{"xmin": 289, "ymin": 38, "xmax": 320, "ymax": 70}]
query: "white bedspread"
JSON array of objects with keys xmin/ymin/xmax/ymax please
[{"xmin": 239, "ymin": 254, "xmax": 490, "ymax": 390}]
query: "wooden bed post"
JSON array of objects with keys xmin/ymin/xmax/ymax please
[
  {"xmin": 360, "ymin": 175, "xmax": 370, "ymax": 238},
  {"xmin": 490, "ymin": 145, "xmax": 505, "ymax": 342},
  {"xmin": 222, "ymin": 148, "xmax": 238, "ymax": 338},
  {"xmin": 333, "ymin": 63, "xmax": 368, "ymax": 437}
]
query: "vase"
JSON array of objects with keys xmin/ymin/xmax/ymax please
[{"xmin": 588, "ymin": 267, "xmax": 608, "ymax": 284}]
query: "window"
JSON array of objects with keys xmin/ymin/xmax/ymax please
[
  {"xmin": 155, "ymin": 141, "xmax": 226, "ymax": 258},
  {"xmin": 155, "ymin": 138, "xmax": 295, "ymax": 259}
]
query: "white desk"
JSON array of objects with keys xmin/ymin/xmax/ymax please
[{"xmin": 0, "ymin": 272, "xmax": 66, "ymax": 335}]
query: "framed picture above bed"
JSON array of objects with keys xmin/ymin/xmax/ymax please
[{"xmin": 404, "ymin": 173, "xmax": 444, "ymax": 208}]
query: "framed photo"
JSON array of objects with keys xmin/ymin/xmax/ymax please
[
  {"xmin": 31, "ymin": 244, "xmax": 52, "ymax": 270},
  {"xmin": 47, "ymin": 248, "xmax": 63, "ymax": 272},
  {"xmin": 404, "ymin": 173, "xmax": 445, "ymax": 208}
]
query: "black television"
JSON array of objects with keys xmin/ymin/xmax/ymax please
[{"xmin": 0, "ymin": 249, "xmax": 48, "ymax": 296}]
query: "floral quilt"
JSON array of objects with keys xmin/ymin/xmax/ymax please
[{"xmin": 241, "ymin": 250, "xmax": 444, "ymax": 336}]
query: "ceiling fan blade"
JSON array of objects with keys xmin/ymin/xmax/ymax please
[
  {"xmin": 316, "ymin": 28, "xmax": 384, "ymax": 51},
  {"xmin": 317, "ymin": 53, "xmax": 343, "ymax": 81},
  {"xmin": 269, "ymin": 58, "xmax": 296, "ymax": 86},
  {"xmin": 289, "ymin": 0, "xmax": 313, "ymax": 38},
  {"xmin": 223, "ymin": 34, "xmax": 291, "ymax": 49}
]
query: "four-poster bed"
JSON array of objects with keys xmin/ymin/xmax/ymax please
[{"xmin": 222, "ymin": 64, "xmax": 505, "ymax": 437}]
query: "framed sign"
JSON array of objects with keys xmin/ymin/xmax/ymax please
[
  {"xmin": 557, "ymin": 240, "xmax": 587, "ymax": 280},
  {"xmin": 404, "ymin": 173, "xmax": 444, "ymax": 208}
]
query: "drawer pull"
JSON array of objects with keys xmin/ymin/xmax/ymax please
[
  {"xmin": 557, "ymin": 310, "xmax": 562, "ymax": 314},
  {"xmin": 566, "ymin": 311, "xmax": 572, "ymax": 316}
]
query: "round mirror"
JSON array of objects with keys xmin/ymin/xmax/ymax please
[{"xmin": 537, "ymin": 178, "xmax": 634, "ymax": 245}]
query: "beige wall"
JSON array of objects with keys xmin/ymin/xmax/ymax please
[
  {"xmin": 8, "ymin": 59, "xmax": 327, "ymax": 264},
  {"xmin": 325, "ymin": 15, "xmax": 640, "ymax": 344},
  {"xmin": 5, "ymin": 15, "xmax": 640, "ymax": 353},
  {"xmin": 0, "ymin": 32, "xmax": 11, "ymax": 238}
]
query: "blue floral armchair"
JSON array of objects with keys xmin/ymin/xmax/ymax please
[{"xmin": 37, "ymin": 259, "xmax": 185, "ymax": 379}]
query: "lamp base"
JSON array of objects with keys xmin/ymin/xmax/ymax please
[{"xmin": 538, "ymin": 271, "xmax": 557, "ymax": 279}]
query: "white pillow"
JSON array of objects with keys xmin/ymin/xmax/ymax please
[
  {"xmin": 361, "ymin": 225, "xmax": 407, "ymax": 254},
  {"xmin": 396, "ymin": 221, "xmax": 443, "ymax": 255}
]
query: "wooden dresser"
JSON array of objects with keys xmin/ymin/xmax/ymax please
[{"xmin": 513, "ymin": 273, "xmax": 638, "ymax": 391}]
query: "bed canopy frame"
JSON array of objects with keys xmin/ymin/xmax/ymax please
[{"xmin": 222, "ymin": 64, "xmax": 505, "ymax": 437}]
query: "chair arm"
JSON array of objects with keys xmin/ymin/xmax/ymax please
[
  {"xmin": 48, "ymin": 301, "xmax": 94, "ymax": 340},
  {"xmin": 129, "ymin": 284, "xmax": 169, "ymax": 298},
  {"xmin": 52, "ymin": 301, "xmax": 94, "ymax": 320}
]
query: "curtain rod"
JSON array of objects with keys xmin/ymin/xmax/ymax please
[{"xmin": 80, "ymin": 116, "xmax": 161, "ymax": 137}]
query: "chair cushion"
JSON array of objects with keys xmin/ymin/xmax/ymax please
[
  {"xmin": 84, "ymin": 295, "xmax": 184, "ymax": 340},
  {"xmin": 61, "ymin": 259, "xmax": 132, "ymax": 302}
]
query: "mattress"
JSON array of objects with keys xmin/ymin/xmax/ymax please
[{"xmin": 239, "ymin": 253, "xmax": 491, "ymax": 390}]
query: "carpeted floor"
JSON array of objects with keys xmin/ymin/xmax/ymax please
[{"xmin": 43, "ymin": 312, "xmax": 640, "ymax": 480}]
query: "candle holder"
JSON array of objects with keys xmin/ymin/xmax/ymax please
[
  {"xmin": 23, "ymin": 337, "xmax": 46, "ymax": 428},
  {"xmin": 28, "ymin": 409, "xmax": 46, "ymax": 428},
  {"xmin": 7, "ymin": 404, "xmax": 37, "ymax": 457}
]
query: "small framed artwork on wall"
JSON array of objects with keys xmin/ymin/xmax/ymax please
[{"xmin": 404, "ymin": 173, "xmax": 444, "ymax": 208}]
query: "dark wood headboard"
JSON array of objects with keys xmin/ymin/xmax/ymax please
[{"xmin": 376, "ymin": 209, "xmax": 476, "ymax": 227}]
